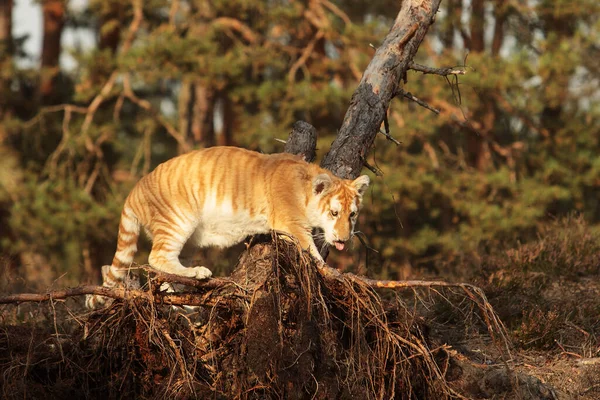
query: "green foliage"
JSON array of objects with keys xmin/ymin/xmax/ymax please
[{"xmin": 0, "ymin": 0, "xmax": 599, "ymax": 288}]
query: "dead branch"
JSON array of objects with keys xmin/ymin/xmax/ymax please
[
  {"xmin": 397, "ymin": 88, "xmax": 440, "ymax": 114},
  {"xmin": 283, "ymin": 120, "xmax": 318, "ymax": 162},
  {"xmin": 0, "ymin": 285, "xmax": 234, "ymax": 308},
  {"xmin": 0, "ymin": 262, "xmax": 488, "ymax": 307},
  {"xmin": 409, "ymin": 61, "xmax": 467, "ymax": 76},
  {"xmin": 317, "ymin": 263, "xmax": 472, "ymax": 291},
  {"xmin": 321, "ymin": 0, "xmax": 443, "ymax": 179},
  {"xmin": 378, "ymin": 129, "xmax": 402, "ymax": 145},
  {"xmin": 148, "ymin": 269, "xmax": 234, "ymax": 290}
]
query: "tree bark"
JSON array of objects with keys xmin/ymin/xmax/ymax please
[
  {"xmin": 40, "ymin": 0, "xmax": 65, "ymax": 104},
  {"xmin": 191, "ymin": 83, "xmax": 216, "ymax": 147},
  {"xmin": 0, "ymin": 0, "xmax": 12, "ymax": 117},
  {"xmin": 284, "ymin": 121, "xmax": 317, "ymax": 162},
  {"xmin": 0, "ymin": 0, "xmax": 12, "ymax": 55},
  {"xmin": 466, "ymin": 0, "xmax": 495, "ymax": 171},
  {"xmin": 469, "ymin": 0, "xmax": 485, "ymax": 53},
  {"xmin": 320, "ymin": 0, "xmax": 443, "ymax": 179},
  {"xmin": 491, "ymin": 3, "xmax": 507, "ymax": 57}
]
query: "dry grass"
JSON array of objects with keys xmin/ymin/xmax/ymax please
[{"xmin": 474, "ymin": 216, "xmax": 600, "ymax": 355}]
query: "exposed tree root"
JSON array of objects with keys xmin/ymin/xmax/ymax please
[{"xmin": 0, "ymin": 233, "xmax": 514, "ymax": 399}]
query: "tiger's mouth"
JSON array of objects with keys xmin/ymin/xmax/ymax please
[{"xmin": 333, "ymin": 240, "xmax": 345, "ymax": 251}]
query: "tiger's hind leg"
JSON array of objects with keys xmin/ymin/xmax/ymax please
[
  {"xmin": 86, "ymin": 206, "xmax": 142, "ymax": 309},
  {"xmin": 148, "ymin": 227, "xmax": 212, "ymax": 280}
]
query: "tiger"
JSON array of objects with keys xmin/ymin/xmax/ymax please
[{"xmin": 86, "ymin": 146, "xmax": 369, "ymax": 308}]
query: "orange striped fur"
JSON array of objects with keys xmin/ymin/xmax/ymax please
[{"xmin": 86, "ymin": 146, "xmax": 369, "ymax": 308}]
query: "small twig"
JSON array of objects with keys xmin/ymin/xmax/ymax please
[
  {"xmin": 397, "ymin": 89, "xmax": 440, "ymax": 114},
  {"xmin": 353, "ymin": 231, "xmax": 379, "ymax": 254},
  {"xmin": 409, "ymin": 62, "xmax": 467, "ymax": 76},
  {"xmin": 378, "ymin": 129, "xmax": 401, "ymax": 145},
  {"xmin": 555, "ymin": 340, "xmax": 582, "ymax": 358},
  {"xmin": 383, "ymin": 112, "xmax": 390, "ymax": 135},
  {"xmin": 362, "ymin": 159, "xmax": 382, "ymax": 176}
]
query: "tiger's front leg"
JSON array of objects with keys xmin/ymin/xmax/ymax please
[{"xmin": 274, "ymin": 223, "xmax": 325, "ymax": 264}]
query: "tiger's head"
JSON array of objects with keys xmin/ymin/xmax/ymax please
[{"xmin": 310, "ymin": 173, "xmax": 370, "ymax": 251}]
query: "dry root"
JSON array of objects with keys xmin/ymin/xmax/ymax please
[{"xmin": 0, "ymin": 234, "xmax": 511, "ymax": 399}]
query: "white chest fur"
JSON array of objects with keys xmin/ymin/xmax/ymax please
[{"xmin": 191, "ymin": 198, "xmax": 269, "ymax": 248}]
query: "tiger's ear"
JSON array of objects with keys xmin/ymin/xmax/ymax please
[
  {"xmin": 313, "ymin": 174, "xmax": 332, "ymax": 195},
  {"xmin": 352, "ymin": 175, "xmax": 370, "ymax": 196}
]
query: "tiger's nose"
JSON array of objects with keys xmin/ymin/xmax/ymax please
[{"xmin": 336, "ymin": 234, "xmax": 350, "ymax": 242}]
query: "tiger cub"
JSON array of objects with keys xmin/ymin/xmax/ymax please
[{"xmin": 86, "ymin": 146, "xmax": 369, "ymax": 308}]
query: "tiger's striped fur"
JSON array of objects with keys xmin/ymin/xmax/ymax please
[{"xmin": 86, "ymin": 146, "xmax": 369, "ymax": 308}]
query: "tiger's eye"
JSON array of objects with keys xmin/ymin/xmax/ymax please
[
  {"xmin": 350, "ymin": 212, "xmax": 356, "ymax": 218},
  {"xmin": 331, "ymin": 210, "xmax": 338, "ymax": 217}
]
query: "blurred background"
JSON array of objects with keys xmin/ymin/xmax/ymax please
[{"xmin": 0, "ymin": 0, "xmax": 598, "ymax": 291}]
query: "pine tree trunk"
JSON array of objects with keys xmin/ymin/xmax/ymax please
[
  {"xmin": 216, "ymin": 93, "xmax": 234, "ymax": 146},
  {"xmin": 0, "ymin": 0, "xmax": 11, "ymax": 55},
  {"xmin": 192, "ymin": 83, "xmax": 216, "ymax": 147},
  {"xmin": 0, "ymin": 0, "xmax": 12, "ymax": 117},
  {"xmin": 320, "ymin": 0, "xmax": 443, "ymax": 179},
  {"xmin": 40, "ymin": 0, "xmax": 65, "ymax": 104}
]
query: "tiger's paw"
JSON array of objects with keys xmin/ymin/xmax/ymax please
[
  {"xmin": 85, "ymin": 294, "xmax": 109, "ymax": 310},
  {"xmin": 191, "ymin": 266, "xmax": 212, "ymax": 280}
]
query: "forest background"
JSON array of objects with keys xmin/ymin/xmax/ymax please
[{"xmin": 0, "ymin": 0, "xmax": 599, "ymax": 291}]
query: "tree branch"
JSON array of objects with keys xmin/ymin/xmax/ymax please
[
  {"xmin": 283, "ymin": 120, "xmax": 318, "ymax": 162},
  {"xmin": 0, "ymin": 285, "xmax": 234, "ymax": 308},
  {"xmin": 409, "ymin": 61, "xmax": 467, "ymax": 76},
  {"xmin": 397, "ymin": 89, "xmax": 440, "ymax": 114},
  {"xmin": 0, "ymin": 264, "xmax": 484, "ymax": 306},
  {"xmin": 321, "ymin": 0, "xmax": 443, "ymax": 179}
]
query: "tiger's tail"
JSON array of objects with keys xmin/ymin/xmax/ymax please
[
  {"xmin": 103, "ymin": 205, "xmax": 141, "ymax": 286},
  {"xmin": 86, "ymin": 205, "xmax": 141, "ymax": 309}
]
